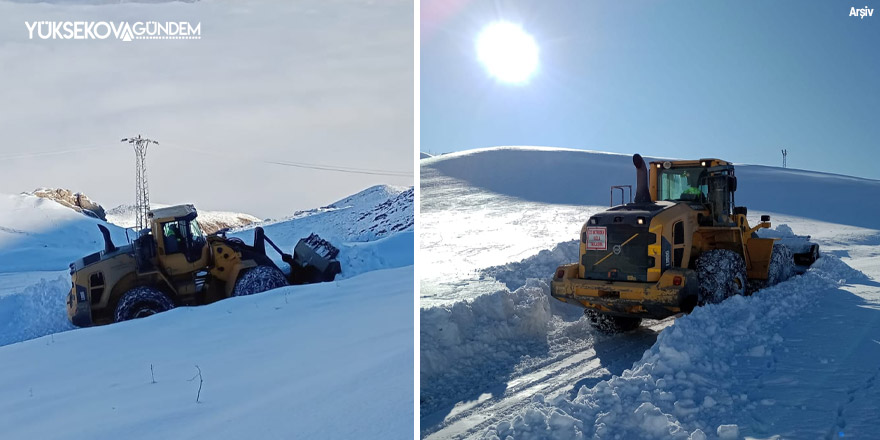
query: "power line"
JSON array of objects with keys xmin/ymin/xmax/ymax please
[
  {"xmin": 0, "ymin": 142, "xmax": 413, "ymax": 178},
  {"xmin": 0, "ymin": 145, "xmax": 112, "ymax": 160},
  {"xmin": 167, "ymin": 144, "xmax": 413, "ymax": 177}
]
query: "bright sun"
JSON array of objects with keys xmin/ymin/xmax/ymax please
[{"xmin": 476, "ymin": 21, "xmax": 539, "ymax": 84}]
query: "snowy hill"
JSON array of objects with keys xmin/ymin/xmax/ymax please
[
  {"xmin": 421, "ymin": 152, "xmax": 434, "ymax": 159},
  {"xmin": 238, "ymin": 184, "xmax": 413, "ymax": 244},
  {"xmin": 106, "ymin": 204, "xmax": 260, "ymax": 235},
  {"xmin": 420, "ymin": 146, "xmax": 880, "ymax": 439}
]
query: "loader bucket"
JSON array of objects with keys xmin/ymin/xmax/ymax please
[{"xmin": 285, "ymin": 233, "xmax": 342, "ymax": 284}]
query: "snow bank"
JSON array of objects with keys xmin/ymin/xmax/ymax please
[
  {"xmin": 0, "ymin": 267, "xmax": 413, "ymax": 440},
  {"xmin": 421, "ymin": 282, "xmax": 553, "ymax": 413},
  {"xmin": 482, "ymin": 240, "xmax": 580, "ymax": 291},
  {"xmin": 337, "ymin": 230, "xmax": 414, "ymax": 278},
  {"xmin": 0, "ymin": 274, "xmax": 73, "ymax": 346},
  {"xmin": 482, "ymin": 255, "xmax": 866, "ymax": 439}
]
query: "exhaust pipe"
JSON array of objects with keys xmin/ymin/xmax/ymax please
[
  {"xmin": 97, "ymin": 224, "xmax": 117, "ymax": 254},
  {"xmin": 633, "ymin": 154, "xmax": 651, "ymax": 204},
  {"xmin": 253, "ymin": 227, "xmax": 266, "ymax": 255}
]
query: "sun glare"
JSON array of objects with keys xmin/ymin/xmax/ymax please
[{"xmin": 476, "ymin": 21, "xmax": 539, "ymax": 84}]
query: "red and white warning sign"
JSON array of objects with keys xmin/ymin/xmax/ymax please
[{"xmin": 586, "ymin": 227, "xmax": 607, "ymax": 250}]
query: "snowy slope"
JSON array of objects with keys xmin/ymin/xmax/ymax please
[
  {"xmin": 420, "ymin": 146, "xmax": 880, "ymax": 439},
  {"xmin": 0, "ymin": 193, "xmax": 130, "ymax": 273},
  {"xmin": 233, "ymin": 185, "xmax": 414, "ymax": 271},
  {"xmin": 0, "ymin": 267, "xmax": 413, "ymax": 440}
]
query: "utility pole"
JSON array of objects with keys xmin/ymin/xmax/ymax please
[
  {"xmin": 781, "ymin": 149, "xmax": 788, "ymax": 168},
  {"xmin": 121, "ymin": 135, "xmax": 158, "ymax": 233}
]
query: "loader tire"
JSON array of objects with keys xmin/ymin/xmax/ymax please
[
  {"xmin": 696, "ymin": 249, "xmax": 747, "ymax": 305},
  {"xmin": 233, "ymin": 265, "xmax": 288, "ymax": 297},
  {"xmin": 585, "ymin": 310, "xmax": 642, "ymax": 334},
  {"xmin": 115, "ymin": 286, "xmax": 175, "ymax": 322},
  {"xmin": 766, "ymin": 244, "xmax": 795, "ymax": 286}
]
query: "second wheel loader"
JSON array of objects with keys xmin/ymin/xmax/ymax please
[
  {"xmin": 551, "ymin": 154, "xmax": 819, "ymax": 333},
  {"xmin": 67, "ymin": 204, "xmax": 341, "ymax": 327}
]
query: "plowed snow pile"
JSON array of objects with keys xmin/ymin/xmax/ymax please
[{"xmin": 482, "ymin": 256, "xmax": 878, "ymax": 439}]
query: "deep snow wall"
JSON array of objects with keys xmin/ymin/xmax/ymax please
[{"xmin": 422, "ymin": 147, "xmax": 880, "ymax": 229}]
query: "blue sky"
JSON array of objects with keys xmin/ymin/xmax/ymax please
[{"xmin": 421, "ymin": 1, "xmax": 880, "ymax": 180}]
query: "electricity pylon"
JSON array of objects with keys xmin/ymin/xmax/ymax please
[{"xmin": 121, "ymin": 135, "xmax": 158, "ymax": 233}]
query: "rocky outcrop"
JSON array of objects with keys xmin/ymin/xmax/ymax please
[
  {"xmin": 29, "ymin": 188, "xmax": 107, "ymax": 221},
  {"xmin": 192, "ymin": 213, "xmax": 261, "ymax": 235},
  {"xmin": 349, "ymin": 187, "xmax": 414, "ymax": 240}
]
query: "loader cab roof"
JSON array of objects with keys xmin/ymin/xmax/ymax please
[
  {"xmin": 148, "ymin": 204, "xmax": 198, "ymax": 223},
  {"xmin": 649, "ymin": 158, "xmax": 731, "ymax": 169}
]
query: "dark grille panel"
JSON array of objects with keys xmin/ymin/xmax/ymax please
[{"xmin": 581, "ymin": 225, "xmax": 651, "ymax": 282}]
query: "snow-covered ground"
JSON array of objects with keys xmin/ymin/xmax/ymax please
[
  {"xmin": 420, "ymin": 147, "xmax": 880, "ymax": 439},
  {"xmin": 0, "ymin": 184, "xmax": 413, "ymax": 439},
  {"xmin": 0, "ymin": 267, "xmax": 413, "ymax": 440}
]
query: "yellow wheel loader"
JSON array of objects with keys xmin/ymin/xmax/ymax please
[
  {"xmin": 550, "ymin": 154, "xmax": 819, "ymax": 333},
  {"xmin": 66, "ymin": 204, "xmax": 341, "ymax": 327}
]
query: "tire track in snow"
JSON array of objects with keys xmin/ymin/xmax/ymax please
[{"xmin": 424, "ymin": 318, "xmax": 675, "ymax": 439}]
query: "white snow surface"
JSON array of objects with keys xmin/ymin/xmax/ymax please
[
  {"xmin": 420, "ymin": 146, "xmax": 880, "ymax": 439},
  {"xmin": 0, "ymin": 267, "xmax": 413, "ymax": 440}
]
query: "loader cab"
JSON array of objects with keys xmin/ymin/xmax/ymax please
[
  {"xmin": 149, "ymin": 205, "xmax": 210, "ymax": 273},
  {"xmin": 650, "ymin": 159, "xmax": 737, "ymax": 227}
]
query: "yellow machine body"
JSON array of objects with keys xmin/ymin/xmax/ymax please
[{"xmin": 550, "ymin": 157, "xmax": 776, "ymax": 319}]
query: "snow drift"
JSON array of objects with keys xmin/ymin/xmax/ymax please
[{"xmin": 422, "ymin": 147, "xmax": 880, "ymax": 229}]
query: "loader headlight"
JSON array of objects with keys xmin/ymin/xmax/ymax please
[
  {"xmin": 701, "ymin": 161, "xmax": 707, "ymax": 167},
  {"xmin": 637, "ymin": 216, "xmax": 645, "ymax": 225}
]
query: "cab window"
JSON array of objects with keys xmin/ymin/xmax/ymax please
[
  {"xmin": 658, "ymin": 167, "xmax": 708, "ymax": 202},
  {"xmin": 162, "ymin": 221, "xmax": 187, "ymax": 254}
]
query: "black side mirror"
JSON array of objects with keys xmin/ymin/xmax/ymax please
[
  {"xmin": 729, "ymin": 176, "xmax": 737, "ymax": 192},
  {"xmin": 761, "ymin": 215, "xmax": 770, "ymax": 222}
]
